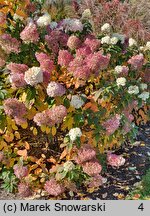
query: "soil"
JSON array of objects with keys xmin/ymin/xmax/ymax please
[{"xmin": 0, "ymin": 122, "xmax": 149, "ymax": 200}]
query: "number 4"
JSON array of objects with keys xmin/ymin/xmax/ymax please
[{"xmin": 138, "ymin": 203, "xmax": 144, "ymax": 211}]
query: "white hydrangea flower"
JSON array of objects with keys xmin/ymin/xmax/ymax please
[
  {"xmin": 37, "ymin": 13, "xmax": 51, "ymax": 27},
  {"xmin": 110, "ymin": 37, "xmax": 118, "ymax": 45},
  {"xmin": 63, "ymin": 161, "xmax": 75, "ymax": 172},
  {"xmin": 128, "ymin": 85, "xmax": 139, "ymax": 95},
  {"xmin": 69, "ymin": 127, "xmax": 82, "ymax": 142},
  {"xmin": 82, "ymin": 9, "xmax": 91, "ymax": 19},
  {"xmin": 70, "ymin": 95, "xmax": 85, "ymax": 109},
  {"xmin": 101, "ymin": 23, "xmax": 111, "ymax": 33},
  {"xmin": 24, "ymin": 67, "xmax": 43, "ymax": 86},
  {"xmin": 145, "ymin": 41, "xmax": 150, "ymax": 50},
  {"xmin": 139, "ymin": 46, "xmax": 144, "ymax": 51},
  {"xmin": 138, "ymin": 91, "xmax": 149, "ymax": 101},
  {"xmin": 101, "ymin": 36, "xmax": 111, "ymax": 44},
  {"xmin": 116, "ymin": 77, "xmax": 126, "ymax": 86},
  {"xmin": 115, "ymin": 66, "xmax": 123, "ymax": 74},
  {"xmin": 13, "ymin": 13, "xmax": 23, "ymax": 21},
  {"xmin": 129, "ymin": 38, "xmax": 137, "ymax": 47},
  {"xmin": 62, "ymin": 18, "xmax": 83, "ymax": 32},
  {"xmin": 140, "ymin": 83, "xmax": 148, "ymax": 90},
  {"xmin": 50, "ymin": 21, "xmax": 57, "ymax": 29},
  {"xmin": 112, "ymin": 33, "xmax": 125, "ymax": 44}
]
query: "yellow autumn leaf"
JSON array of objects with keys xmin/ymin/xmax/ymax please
[
  {"xmin": 3, "ymin": 131, "xmax": 14, "ymax": 142},
  {"xmin": 0, "ymin": 140, "xmax": 7, "ymax": 150},
  {"xmin": 51, "ymin": 126, "xmax": 56, "ymax": 136},
  {"xmin": 21, "ymin": 122, "xmax": 28, "ymax": 129},
  {"xmin": 40, "ymin": 125, "xmax": 47, "ymax": 132},
  {"xmin": 46, "ymin": 127, "xmax": 51, "ymax": 134},
  {"xmin": 20, "ymin": 92, "xmax": 27, "ymax": 102},
  {"xmin": 14, "ymin": 131, "xmax": 20, "ymax": 140},
  {"xmin": 33, "ymin": 127, "xmax": 38, "ymax": 136}
]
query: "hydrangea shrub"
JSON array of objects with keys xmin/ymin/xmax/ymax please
[{"xmin": 0, "ymin": 0, "xmax": 149, "ymax": 197}]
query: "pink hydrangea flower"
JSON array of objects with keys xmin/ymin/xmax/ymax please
[
  {"xmin": 3, "ymin": 98, "xmax": 26, "ymax": 119},
  {"xmin": 82, "ymin": 160, "xmax": 102, "ymax": 176},
  {"xmin": 103, "ymin": 114, "xmax": 121, "ymax": 135},
  {"xmin": 35, "ymin": 52, "xmax": 55, "ymax": 74},
  {"xmin": 50, "ymin": 105, "xmax": 67, "ymax": 124},
  {"xmin": 10, "ymin": 73, "xmax": 27, "ymax": 88},
  {"xmin": 0, "ymin": 34, "xmax": 20, "ymax": 54},
  {"xmin": 76, "ymin": 46, "xmax": 92, "ymax": 57},
  {"xmin": 86, "ymin": 52, "xmax": 110, "ymax": 75},
  {"xmin": 47, "ymin": 81, "xmax": 66, "ymax": 97},
  {"xmin": 14, "ymin": 117, "xmax": 27, "ymax": 126},
  {"xmin": 13, "ymin": 164, "xmax": 28, "ymax": 179},
  {"xmin": 119, "ymin": 66, "xmax": 129, "ymax": 77},
  {"xmin": 45, "ymin": 30, "xmax": 68, "ymax": 56},
  {"xmin": 84, "ymin": 36, "xmax": 101, "ymax": 53},
  {"xmin": 44, "ymin": 179, "xmax": 65, "ymax": 196},
  {"xmin": 87, "ymin": 175, "xmax": 104, "ymax": 188},
  {"xmin": 58, "ymin": 50, "xmax": 73, "ymax": 67},
  {"xmin": 20, "ymin": 22, "xmax": 39, "ymax": 43},
  {"xmin": 7, "ymin": 63, "xmax": 28, "ymax": 74},
  {"xmin": 34, "ymin": 105, "xmax": 67, "ymax": 126},
  {"xmin": 18, "ymin": 183, "xmax": 32, "ymax": 197},
  {"xmin": 67, "ymin": 35, "xmax": 81, "ymax": 50},
  {"xmin": 73, "ymin": 65, "xmax": 91, "ymax": 80},
  {"xmin": 107, "ymin": 153, "xmax": 125, "ymax": 167},
  {"xmin": 128, "ymin": 54, "xmax": 144, "ymax": 70},
  {"xmin": 60, "ymin": 18, "xmax": 83, "ymax": 32},
  {"xmin": 123, "ymin": 110, "xmax": 134, "ymax": 122},
  {"xmin": 74, "ymin": 144, "xmax": 96, "ymax": 164}
]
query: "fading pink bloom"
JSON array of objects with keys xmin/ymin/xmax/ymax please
[
  {"xmin": 118, "ymin": 66, "xmax": 129, "ymax": 77},
  {"xmin": 0, "ymin": 12, "xmax": 6, "ymax": 25},
  {"xmin": 10, "ymin": 73, "xmax": 26, "ymax": 88},
  {"xmin": 82, "ymin": 160, "xmax": 102, "ymax": 176},
  {"xmin": 14, "ymin": 117, "xmax": 27, "ymax": 126},
  {"xmin": 34, "ymin": 105, "xmax": 67, "ymax": 126},
  {"xmin": 67, "ymin": 35, "xmax": 81, "ymax": 50},
  {"xmin": 74, "ymin": 144, "xmax": 96, "ymax": 164},
  {"xmin": 45, "ymin": 30, "xmax": 68, "ymax": 56},
  {"xmin": 88, "ymin": 175, "xmax": 104, "ymax": 188},
  {"xmin": 35, "ymin": 52, "xmax": 55, "ymax": 74},
  {"xmin": 20, "ymin": 22, "xmax": 39, "ymax": 43},
  {"xmin": 60, "ymin": 18, "xmax": 83, "ymax": 32},
  {"xmin": 3, "ymin": 98, "xmax": 26, "ymax": 119},
  {"xmin": 58, "ymin": 50, "xmax": 73, "ymax": 67},
  {"xmin": 0, "ymin": 34, "xmax": 20, "ymax": 54},
  {"xmin": 44, "ymin": 178, "xmax": 65, "ymax": 196},
  {"xmin": 73, "ymin": 65, "xmax": 91, "ymax": 80},
  {"xmin": 33, "ymin": 109, "xmax": 54, "ymax": 126},
  {"xmin": 103, "ymin": 114, "xmax": 121, "ymax": 135},
  {"xmin": 76, "ymin": 46, "xmax": 92, "ymax": 57},
  {"xmin": 86, "ymin": 52, "xmax": 110, "ymax": 75},
  {"xmin": 0, "ymin": 57, "xmax": 5, "ymax": 67},
  {"xmin": 18, "ymin": 183, "xmax": 32, "ymax": 197},
  {"xmin": 107, "ymin": 153, "xmax": 125, "ymax": 167},
  {"xmin": 13, "ymin": 164, "xmax": 28, "ymax": 179},
  {"xmin": 0, "ymin": 151, "xmax": 4, "ymax": 162},
  {"xmin": 84, "ymin": 37, "xmax": 101, "ymax": 53},
  {"xmin": 50, "ymin": 105, "xmax": 67, "ymax": 124},
  {"xmin": 47, "ymin": 81, "xmax": 66, "ymax": 97},
  {"xmin": 128, "ymin": 54, "xmax": 144, "ymax": 70},
  {"xmin": 7, "ymin": 63, "xmax": 28, "ymax": 74},
  {"xmin": 69, "ymin": 56, "xmax": 85, "ymax": 71}
]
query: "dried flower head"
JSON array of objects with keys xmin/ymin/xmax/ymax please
[
  {"xmin": 82, "ymin": 160, "xmax": 102, "ymax": 176},
  {"xmin": 107, "ymin": 153, "xmax": 125, "ymax": 167},
  {"xmin": 44, "ymin": 178, "xmax": 65, "ymax": 196}
]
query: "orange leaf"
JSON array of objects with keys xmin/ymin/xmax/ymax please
[
  {"xmin": 60, "ymin": 149, "xmax": 67, "ymax": 160},
  {"xmin": 24, "ymin": 141, "xmax": 30, "ymax": 150},
  {"xmin": 17, "ymin": 149, "xmax": 27, "ymax": 159},
  {"xmin": 47, "ymin": 157, "xmax": 57, "ymax": 164}
]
